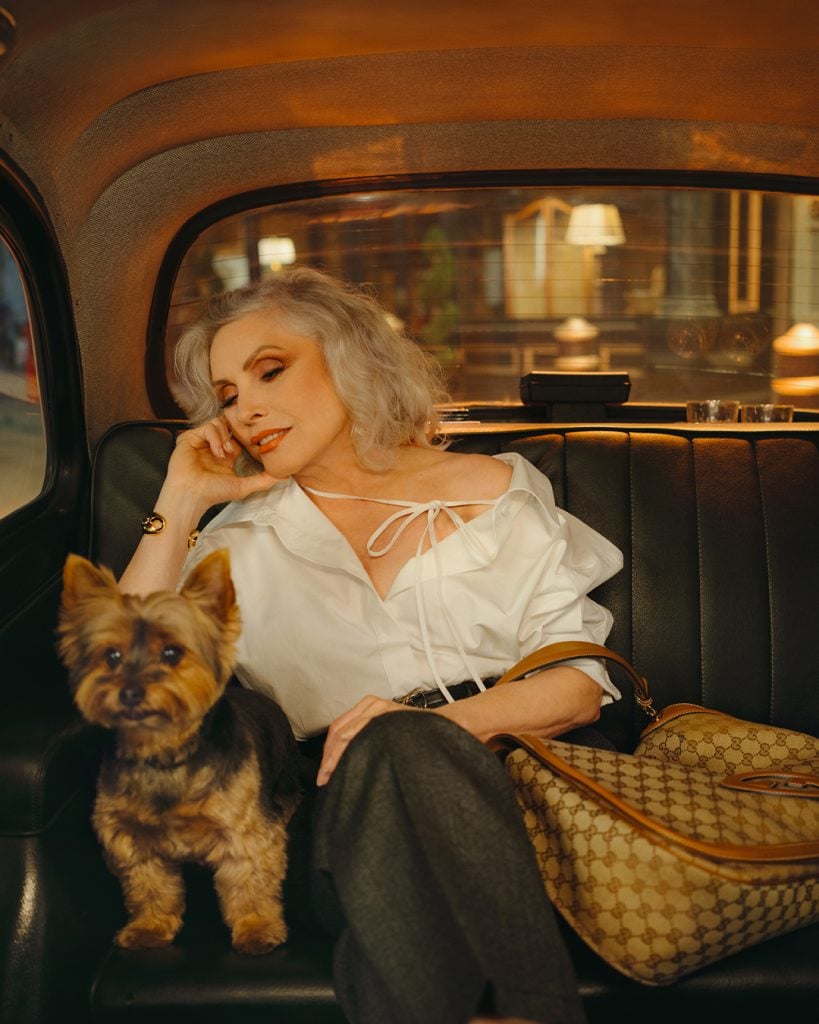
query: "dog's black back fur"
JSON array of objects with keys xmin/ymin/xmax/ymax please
[{"xmin": 216, "ymin": 688, "xmax": 301, "ymax": 820}]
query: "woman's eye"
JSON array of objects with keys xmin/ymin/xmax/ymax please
[
  {"xmin": 160, "ymin": 645, "xmax": 184, "ymax": 666},
  {"xmin": 215, "ymin": 360, "xmax": 282, "ymax": 408}
]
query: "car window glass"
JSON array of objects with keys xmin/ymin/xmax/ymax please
[
  {"xmin": 0, "ymin": 235, "xmax": 47, "ymax": 517},
  {"xmin": 163, "ymin": 185, "xmax": 819, "ymax": 411}
]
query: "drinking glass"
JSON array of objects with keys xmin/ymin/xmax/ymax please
[
  {"xmin": 685, "ymin": 400, "xmax": 740, "ymax": 423},
  {"xmin": 740, "ymin": 404, "xmax": 794, "ymax": 422}
]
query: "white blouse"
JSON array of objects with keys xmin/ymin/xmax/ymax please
[{"xmin": 182, "ymin": 452, "xmax": 624, "ymax": 740}]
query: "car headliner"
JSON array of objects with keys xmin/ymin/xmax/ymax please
[{"xmin": 0, "ymin": 0, "xmax": 818, "ymax": 445}]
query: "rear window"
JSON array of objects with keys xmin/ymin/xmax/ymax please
[{"xmin": 162, "ymin": 184, "xmax": 819, "ymax": 412}]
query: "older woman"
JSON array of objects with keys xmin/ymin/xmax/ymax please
[{"xmin": 121, "ymin": 266, "xmax": 622, "ymax": 1024}]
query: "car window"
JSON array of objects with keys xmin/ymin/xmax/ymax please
[
  {"xmin": 162, "ymin": 184, "xmax": 819, "ymax": 411},
  {"xmin": 0, "ymin": 234, "xmax": 47, "ymax": 518}
]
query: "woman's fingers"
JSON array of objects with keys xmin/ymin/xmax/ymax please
[
  {"xmin": 167, "ymin": 418, "xmax": 278, "ymax": 505},
  {"xmin": 180, "ymin": 417, "xmax": 233, "ymax": 459},
  {"xmin": 317, "ymin": 696, "xmax": 416, "ymax": 787}
]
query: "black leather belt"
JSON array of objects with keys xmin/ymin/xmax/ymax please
[{"xmin": 394, "ymin": 677, "xmax": 499, "ymax": 709}]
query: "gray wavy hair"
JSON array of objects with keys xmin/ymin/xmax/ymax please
[{"xmin": 173, "ymin": 265, "xmax": 450, "ymax": 471}]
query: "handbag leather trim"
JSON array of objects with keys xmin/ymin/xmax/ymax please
[
  {"xmin": 492, "ymin": 731, "xmax": 819, "ymax": 862},
  {"xmin": 638, "ymin": 701, "xmax": 819, "ymax": 744},
  {"xmin": 495, "ymin": 640, "xmax": 656, "ymax": 717},
  {"xmin": 721, "ymin": 770, "xmax": 819, "ymax": 796},
  {"xmin": 640, "ymin": 701, "xmax": 714, "ymax": 729}
]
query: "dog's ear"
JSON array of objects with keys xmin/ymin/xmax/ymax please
[
  {"xmin": 60, "ymin": 554, "xmax": 121, "ymax": 609},
  {"xmin": 57, "ymin": 555, "xmax": 122, "ymax": 678},
  {"xmin": 180, "ymin": 549, "xmax": 237, "ymax": 623}
]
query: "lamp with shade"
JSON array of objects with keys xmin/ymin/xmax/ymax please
[
  {"xmin": 553, "ymin": 204, "xmax": 625, "ymax": 369},
  {"xmin": 258, "ymin": 236, "xmax": 296, "ymax": 273},
  {"xmin": 564, "ymin": 203, "xmax": 626, "ymax": 315}
]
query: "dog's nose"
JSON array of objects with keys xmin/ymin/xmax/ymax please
[{"xmin": 119, "ymin": 683, "xmax": 146, "ymax": 707}]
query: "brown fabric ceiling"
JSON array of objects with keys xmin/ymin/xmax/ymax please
[{"xmin": 0, "ymin": 0, "xmax": 817, "ymax": 444}]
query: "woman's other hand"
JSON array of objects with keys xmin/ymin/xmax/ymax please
[{"xmin": 318, "ymin": 696, "xmax": 420, "ymax": 786}]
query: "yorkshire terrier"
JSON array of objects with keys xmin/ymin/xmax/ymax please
[{"xmin": 57, "ymin": 549, "xmax": 300, "ymax": 955}]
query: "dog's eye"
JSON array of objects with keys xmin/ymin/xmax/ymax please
[
  {"xmin": 105, "ymin": 648, "xmax": 122, "ymax": 670},
  {"xmin": 160, "ymin": 645, "xmax": 184, "ymax": 666}
]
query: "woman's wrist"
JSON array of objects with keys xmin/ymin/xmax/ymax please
[
  {"xmin": 118, "ymin": 481, "xmax": 212, "ymax": 595},
  {"xmin": 152, "ymin": 479, "xmax": 212, "ymax": 534}
]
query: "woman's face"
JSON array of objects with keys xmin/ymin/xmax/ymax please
[{"xmin": 209, "ymin": 309, "xmax": 354, "ymax": 481}]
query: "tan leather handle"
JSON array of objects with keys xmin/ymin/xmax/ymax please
[{"xmin": 494, "ymin": 640, "xmax": 657, "ymax": 720}]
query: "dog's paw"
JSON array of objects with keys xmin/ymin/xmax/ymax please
[
  {"xmin": 231, "ymin": 912, "xmax": 287, "ymax": 955},
  {"xmin": 116, "ymin": 917, "xmax": 180, "ymax": 949}
]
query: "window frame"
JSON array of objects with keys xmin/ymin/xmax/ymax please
[
  {"xmin": 0, "ymin": 156, "xmax": 87, "ymax": 626},
  {"xmin": 147, "ymin": 168, "xmax": 819, "ymax": 419}
]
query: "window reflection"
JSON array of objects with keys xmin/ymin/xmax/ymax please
[
  {"xmin": 0, "ymin": 237, "xmax": 46, "ymax": 518},
  {"xmin": 166, "ymin": 186, "xmax": 819, "ymax": 409}
]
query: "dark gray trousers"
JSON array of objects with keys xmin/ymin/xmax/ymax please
[{"xmin": 309, "ymin": 713, "xmax": 587, "ymax": 1024}]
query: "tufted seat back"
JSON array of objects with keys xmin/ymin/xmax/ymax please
[
  {"xmin": 91, "ymin": 422, "xmax": 819, "ymax": 751},
  {"xmin": 508, "ymin": 430, "xmax": 819, "ymax": 749}
]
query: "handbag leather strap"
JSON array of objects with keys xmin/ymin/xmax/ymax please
[
  {"xmin": 490, "ymin": 645, "xmax": 819, "ymax": 806},
  {"xmin": 494, "ymin": 640, "xmax": 657, "ymax": 720}
]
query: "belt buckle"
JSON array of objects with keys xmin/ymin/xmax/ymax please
[{"xmin": 394, "ymin": 687, "xmax": 429, "ymax": 708}]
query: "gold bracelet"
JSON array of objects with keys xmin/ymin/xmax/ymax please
[
  {"xmin": 141, "ymin": 512, "xmax": 200, "ymax": 549},
  {"xmin": 141, "ymin": 512, "xmax": 166, "ymax": 535}
]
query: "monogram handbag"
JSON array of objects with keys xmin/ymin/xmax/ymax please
[{"xmin": 489, "ymin": 641, "xmax": 819, "ymax": 986}]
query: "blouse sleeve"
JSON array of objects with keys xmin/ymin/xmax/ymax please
[{"xmin": 510, "ymin": 469, "xmax": 624, "ymax": 703}]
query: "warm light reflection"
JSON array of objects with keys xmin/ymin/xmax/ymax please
[{"xmin": 258, "ymin": 236, "xmax": 296, "ymax": 271}]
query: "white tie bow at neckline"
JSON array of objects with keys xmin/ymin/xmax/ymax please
[{"xmin": 303, "ymin": 488, "xmax": 500, "ymax": 703}]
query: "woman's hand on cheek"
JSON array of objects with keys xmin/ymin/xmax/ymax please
[
  {"xmin": 317, "ymin": 696, "xmax": 419, "ymax": 787},
  {"xmin": 168, "ymin": 417, "xmax": 279, "ymax": 506}
]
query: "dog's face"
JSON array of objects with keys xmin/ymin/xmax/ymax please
[{"xmin": 57, "ymin": 550, "xmax": 241, "ymax": 736}]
